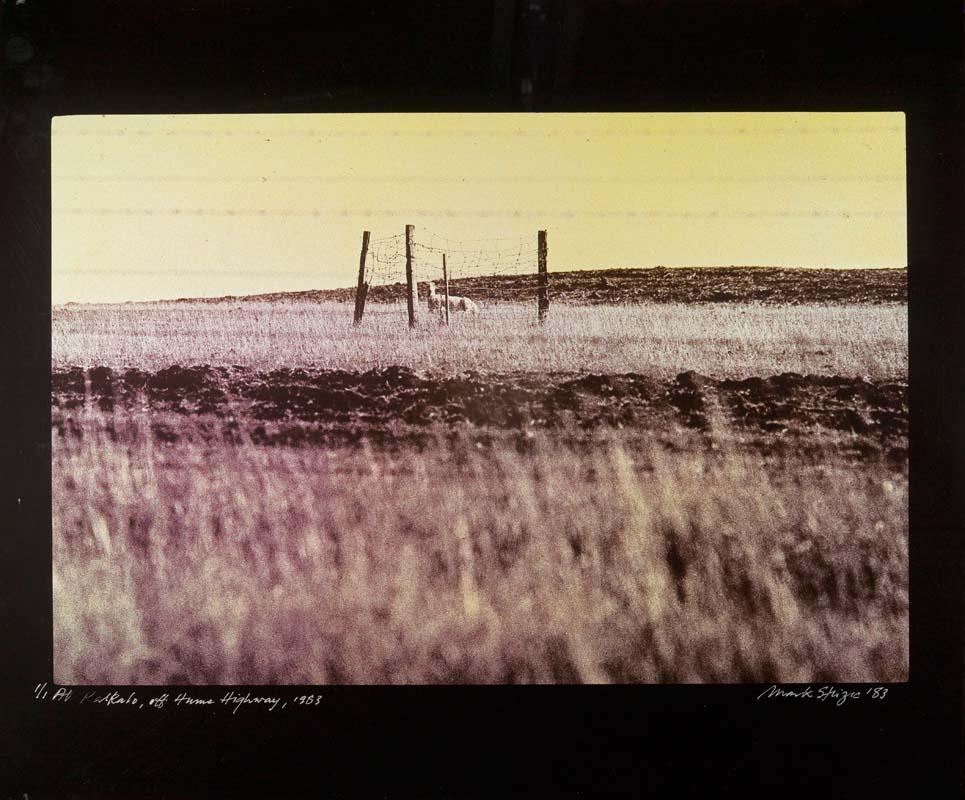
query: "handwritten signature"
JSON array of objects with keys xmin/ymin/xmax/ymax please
[{"xmin": 756, "ymin": 684, "xmax": 889, "ymax": 706}]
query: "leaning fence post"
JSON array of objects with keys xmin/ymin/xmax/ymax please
[
  {"xmin": 443, "ymin": 253, "xmax": 450, "ymax": 326},
  {"xmin": 405, "ymin": 224, "xmax": 417, "ymax": 328},
  {"xmin": 537, "ymin": 229, "xmax": 549, "ymax": 324},
  {"xmin": 353, "ymin": 230, "xmax": 371, "ymax": 325}
]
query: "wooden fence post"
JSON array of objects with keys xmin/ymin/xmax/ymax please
[
  {"xmin": 443, "ymin": 253, "xmax": 450, "ymax": 326},
  {"xmin": 405, "ymin": 224, "xmax": 416, "ymax": 328},
  {"xmin": 353, "ymin": 230, "xmax": 371, "ymax": 325},
  {"xmin": 537, "ymin": 229, "xmax": 549, "ymax": 323}
]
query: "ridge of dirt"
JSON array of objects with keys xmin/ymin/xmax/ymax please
[
  {"xmin": 52, "ymin": 365, "xmax": 908, "ymax": 455},
  {"xmin": 147, "ymin": 267, "xmax": 906, "ymax": 306}
]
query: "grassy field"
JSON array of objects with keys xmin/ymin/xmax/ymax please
[
  {"xmin": 53, "ymin": 300, "xmax": 907, "ymax": 378},
  {"xmin": 54, "ymin": 413, "xmax": 907, "ymax": 684},
  {"xmin": 52, "ymin": 293, "xmax": 908, "ymax": 684}
]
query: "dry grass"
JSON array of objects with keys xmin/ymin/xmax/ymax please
[
  {"xmin": 53, "ymin": 410, "xmax": 908, "ymax": 685},
  {"xmin": 52, "ymin": 301, "xmax": 907, "ymax": 378},
  {"xmin": 52, "ymin": 292, "xmax": 908, "ymax": 684}
]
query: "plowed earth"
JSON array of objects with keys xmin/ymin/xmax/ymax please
[{"xmin": 52, "ymin": 365, "xmax": 907, "ymax": 461}]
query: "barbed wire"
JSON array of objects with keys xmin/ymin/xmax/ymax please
[
  {"xmin": 417, "ymin": 226, "xmax": 535, "ymax": 245},
  {"xmin": 53, "ymin": 207, "xmax": 900, "ymax": 219},
  {"xmin": 413, "ymin": 244, "xmax": 538, "ymax": 284},
  {"xmin": 366, "ymin": 234, "xmax": 407, "ymax": 288},
  {"xmin": 54, "ymin": 173, "xmax": 904, "ymax": 184},
  {"xmin": 371, "ymin": 231, "xmax": 404, "ymax": 245},
  {"xmin": 357, "ymin": 228, "xmax": 545, "ymax": 298},
  {"xmin": 52, "ymin": 124, "xmax": 903, "ymax": 138}
]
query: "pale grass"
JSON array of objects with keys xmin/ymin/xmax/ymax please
[
  {"xmin": 53, "ymin": 412, "xmax": 908, "ymax": 685},
  {"xmin": 52, "ymin": 301, "xmax": 907, "ymax": 378}
]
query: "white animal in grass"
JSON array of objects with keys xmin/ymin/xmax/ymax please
[{"xmin": 427, "ymin": 281, "xmax": 478, "ymax": 314}]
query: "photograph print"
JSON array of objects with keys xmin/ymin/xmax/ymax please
[{"xmin": 51, "ymin": 111, "xmax": 908, "ymax": 685}]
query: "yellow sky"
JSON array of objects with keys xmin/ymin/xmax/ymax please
[{"xmin": 51, "ymin": 112, "xmax": 906, "ymax": 305}]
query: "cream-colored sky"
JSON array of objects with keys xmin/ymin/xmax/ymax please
[{"xmin": 51, "ymin": 112, "xmax": 906, "ymax": 305}]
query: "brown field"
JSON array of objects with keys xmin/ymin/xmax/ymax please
[
  {"xmin": 52, "ymin": 280, "xmax": 908, "ymax": 684},
  {"xmin": 52, "ymin": 364, "xmax": 907, "ymax": 460},
  {"xmin": 154, "ymin": 266, "xmax": 907, "ymax": 306}
]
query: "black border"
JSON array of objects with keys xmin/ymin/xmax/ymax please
[{"xmin": 3, "ymin": 2, "xmax": 962, "ymax": 797}]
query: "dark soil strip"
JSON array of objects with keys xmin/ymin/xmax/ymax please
[{"xmin": 53, "ymin": 365, "xmax": 908, "ymax": 447}]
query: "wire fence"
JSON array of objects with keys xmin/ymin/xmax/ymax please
[
  {"xmin": 364, "ymin": 228, "xmax": 541, "ymax": 299},
  {"xmin": 350, "ymin": 226, "xmax": 550, "ymax": 327}
]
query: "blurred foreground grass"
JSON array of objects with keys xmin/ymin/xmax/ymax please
[{"xmin": 53, "ymin": 411, "xmax": 907, "ymax": 684}]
